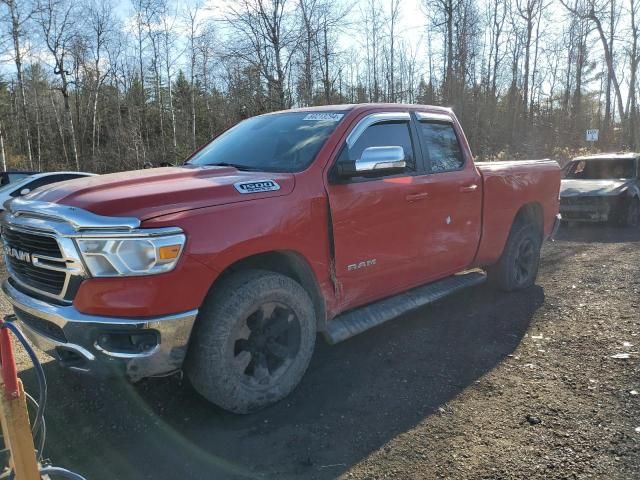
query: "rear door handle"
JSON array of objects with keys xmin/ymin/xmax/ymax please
[
  {"xmin": 459, "ymin": 184, "xmax": 478, "ymax": 193},
  {"xmin": 406, "ymin": 192, "xmax": 430, "ymax": 202}
]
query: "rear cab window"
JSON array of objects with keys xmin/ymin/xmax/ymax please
[{"xmin": 416, "ymin": 113, "xmax": 464, "ymax": 173}]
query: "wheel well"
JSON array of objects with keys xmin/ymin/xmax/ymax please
[
  {"xmin": 213, "ymin": 251, "xmax": 327, "ymax": 331},
  {"xmin": 513, "ymin": 203, "xmax": 543, "ymax": 233}
]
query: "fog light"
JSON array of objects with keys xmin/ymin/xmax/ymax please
[{"xmin": 95, "ymin": 331, "xmax": 159, "ymax": 355}]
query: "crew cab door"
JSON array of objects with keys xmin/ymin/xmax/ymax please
[
  {"xmin": 325, "ymin": 111, "xmax": 432, "ymax": 309},
  {"xmin": 412, "ymin": 112, "xmax": 482, "ymax": 276}
]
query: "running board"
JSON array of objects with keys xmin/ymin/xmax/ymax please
[{"xmin": 325, "ymin": 271, "xmax": 487, "ymax": 344}]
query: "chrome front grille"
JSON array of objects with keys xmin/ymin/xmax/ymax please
[
  {"xmin": 6, "ymin": 256, "xmax": 66, "ymax": 295},
  {"xmin": 2, "ymin": 225, "xmax": 85, "ymax": 302},
  {"xmin": 2, "ymin": 228, "xmax": 62, "ymax": 258}
]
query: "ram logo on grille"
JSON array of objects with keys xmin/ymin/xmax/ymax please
[{"xmin": 3, "ymin": 245, "xmax": 31, "ymax": 263}]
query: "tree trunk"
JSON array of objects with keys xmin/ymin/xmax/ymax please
[
  {"xmin": 323, "ymin": 20, "xmax": 330, "ymax": 103},
  {"xmin": 33, "ymin": 79, "xmax": 42, "ymax": 170},
  {"xmin": 628, "ymin": 0, "xmax": 638, "ymax": 148},
  {"xmin": 0, "ymin": 122, "xmax": 6, "ymax": 171},
  {"xmin": 163, "ymin": 25, "xmax": 177, "ymax": 161},
  {"xmin": 603, "ymin": 0, "xmax": 614, "ymax": 144},
  {"xmin": 445, "ymin": 0, "xmax": 454, "ymax": 102},
  {"xmin": 590, "ymin": 10, "xmax": 625, "ymax": 123},
  {"xmin": 62, "ymin": 88, "xmax": 80, "ymax": 171},
  {"xmin": 50, "ymin": 92, "xmax": 69, "ymax": 167},
  {"xmin": 7, "ymin": 0, "xmax": 33, "ymax": 169}
]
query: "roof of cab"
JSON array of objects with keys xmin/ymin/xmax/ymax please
[
  {"xmin": 266, "ymin": 103, "xmax": 454, "ymax": 115},
  {"xmin": 573, "ymin": 152, "xmax": 640, "ymax": 161}
]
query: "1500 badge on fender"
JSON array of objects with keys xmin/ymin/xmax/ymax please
[{"xmin": 234, "ymin": 180, "xmax": 280, "ymax": 194}]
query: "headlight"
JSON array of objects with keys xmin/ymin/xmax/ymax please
[{"xmin": 76, "ymin": 233, "xmax": 185, "ymax": 277}]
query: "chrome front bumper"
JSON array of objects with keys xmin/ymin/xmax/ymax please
[{"xmin": 2, "ymin": 280, "xmax": 198, "ymax": 381}]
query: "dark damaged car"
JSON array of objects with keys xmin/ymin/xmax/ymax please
[{"xmin": 560, "ymin": 153, "xmax": 640, "ymax": 227}]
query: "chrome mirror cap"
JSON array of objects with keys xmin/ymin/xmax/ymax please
[{"xmin": 355, "ymin": 146, "xmax": 406, "ymax": 173}]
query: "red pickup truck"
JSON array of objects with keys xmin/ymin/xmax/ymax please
[{"xmin": 1, "ymin": 104, "xmax": 561, "ymax": 413}]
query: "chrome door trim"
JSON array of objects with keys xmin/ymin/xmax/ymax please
[
  {"xmin": 346, "ymin": 112, "xmax": 411, "ymax": 148},
  {"xmin": 415, "ymin": 112, "xmax": 453, "ymax": 123}
]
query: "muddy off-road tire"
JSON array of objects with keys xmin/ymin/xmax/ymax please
[
  {"xmin": 623, "ymin": 197, "xmax": 640, "ymax": 228},
  {"xmin": 186, "ymin": 270, "xmax": 316, "ymax": 414},
  {"xmin": 487, "ymin": 222, "xmax": 542, "ymax": 292}
]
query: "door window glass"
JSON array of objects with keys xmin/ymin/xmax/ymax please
[
  {"xmin": 419, "ymin": 122, "xmax": 464, "ymax": 173},
  {"xmin": 339, "ymin": 121, "xmax": 416, "ymax": 172}
]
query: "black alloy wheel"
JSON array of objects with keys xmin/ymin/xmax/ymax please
[
  {"xmin": 626, "ymin": 198, "xmax": 640, "ymax": 227},
  {"xmin": 232, "ymin": 302, "xmax": 302, "ymax": 388},
  {"xmin": 513, "ymin": 237, "xmax": 536, "ymax": 287}
]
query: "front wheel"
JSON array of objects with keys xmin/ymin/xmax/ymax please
[
  {"xmin": 487, "ymin": 222, "xmax": 542, "ymax": 292},
  {"xmin": 186, "ymin": 270, "xmax": 316, "ymax": 414}
]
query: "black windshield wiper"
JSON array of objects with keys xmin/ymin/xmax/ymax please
[{"xmin": 205, "ymin": 162, "xmax": 261, "ymax": 171}]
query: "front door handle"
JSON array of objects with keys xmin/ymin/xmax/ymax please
[
  {"xmin": 406, "ymin": 192, "xmax": 430, "ymax": 202},
  {"xmin": 459, "ymin": 184, "xmax": 478, "ymax": 193}
]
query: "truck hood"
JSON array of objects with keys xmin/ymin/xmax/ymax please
[
  {"xmin": 26, "ymin": 166, "xmax": 295, "ymax": 220},
  {"xmin": 560, "ymin": 179, "xmax": 631, "ymax": 198}
]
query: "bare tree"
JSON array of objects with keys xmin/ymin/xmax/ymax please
[
  {"xmin": 0, "ymin": 0, "xmax": 36, "ymax": 168},
  {"xmin": 226, "ymin": 0, "xmax": 298, "ymax": 110},
  {"xmin": 37, "ymin": 0, "xmax": 81, "ymax": 170},
  {"xmin": 0, "ymin": 0, "xmax": 638, "ymax": 172},
  {"xmin": 185, "ymin": 1, "xmax": 203, "ymax": 149},
  {"xmin": 85, "ymin": 0, "xmax": 116, "ymax": 168},
  {"xmin": 561, "ymin": 0, "xmax": 625, "ymax": 126},
  {"xmin": 516, "ymin": 0, "xmax": 542, "ymax": 117},
  {"xmin": 0, "ymin": 121, "xmax": 6, "ymax": 171},
  {"xmin": 628, "ymin": 0, "xmax": 640, "ymax": 147},
  {"xmin": 388, "ymin": 0, "xmax": 401, "ymax": 102},
  {"xmin": 160, "ymin": 0, "xmax": 179, "ymax": 160}
]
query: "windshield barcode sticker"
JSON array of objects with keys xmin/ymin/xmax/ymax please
[
  {"xmin": 302, "ymin": 113, "xmax": 344, "ymax": 121},
  {"xmin": 234, "ymin": 180, "xmax": 281, "ymax": 194}
]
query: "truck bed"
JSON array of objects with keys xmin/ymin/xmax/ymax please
[{"xmin": 474, "ymin": 159, "xmax": 561, "ymax": 266}]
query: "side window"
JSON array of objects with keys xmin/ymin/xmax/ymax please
[
  {"xmin": 419, "ymin": 122, "xmax": 464, "ymax": 173},
  {"xmin": 339, "ymin": 121, "xmax": 416, "ymax": 173},
  {"xmin": 48, "ymin": 174, "xmax": 83, "ymax": 182}
]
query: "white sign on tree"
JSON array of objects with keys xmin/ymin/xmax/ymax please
[{"xmin": 586, "ymin": 129, "xmax": 599, "ymax": 142}]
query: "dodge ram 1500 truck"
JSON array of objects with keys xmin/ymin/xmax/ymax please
[{"xmin": 1, "ymin": 104, "xmax": 561, "ymax": 413}]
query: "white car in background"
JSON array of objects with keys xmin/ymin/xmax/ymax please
[{"xmin": 0, "ymin": 172, "xmax": 96, "ymax": 210}]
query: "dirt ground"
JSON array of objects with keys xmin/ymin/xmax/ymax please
[{"xmin": 2, "ymin": 224, "xmax": 639, "ymax": 479}]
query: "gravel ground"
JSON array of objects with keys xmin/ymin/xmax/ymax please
[{"xmin": 2, "ymin": 224, "xmax": 639, "ymax": 479}]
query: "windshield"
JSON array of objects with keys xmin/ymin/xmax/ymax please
[
  {"xmin": 187, "ymin": 112, "xmax": 344, "ymax": 172},
  {"xmin": 564, "ymin": 159, "xmax": 636, "ymax": 180},
  {"xmin": 7, "ymin": 173, "xmax": 33, "ymax": 183},
  {"xmin": 0, "ymin": 179, "xmax": 26, "ymax": 195}
]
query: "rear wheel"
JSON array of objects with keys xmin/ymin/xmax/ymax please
[
  {"xmin": 624, "ymin": 197, "xmax": 640, "ymax": 227},
  {"xmin": 186, "ymin": 270, "xmax": 316, "ymax": 414},
  {"xmin": 487, "ymin": 222, "xmax": 542, "ymax": 292}
]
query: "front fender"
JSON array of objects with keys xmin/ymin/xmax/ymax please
[{"xmin": 142, "ymin": 193, "xmax": 336, "ymax": 310}]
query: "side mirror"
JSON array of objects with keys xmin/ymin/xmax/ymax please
[
  {"xmin": 19, "ymin": 188, "xmax": 31, "ymax": 196},
  {"xmin": 338, "ymin": 146, "xmax": 406, "ymax": 177}
]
